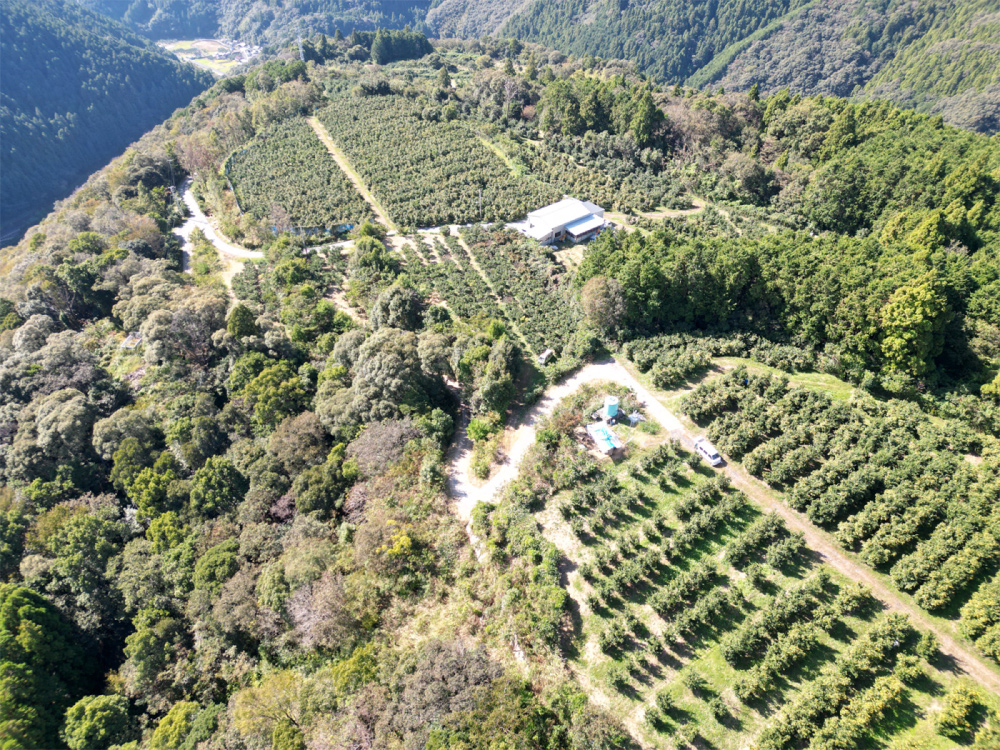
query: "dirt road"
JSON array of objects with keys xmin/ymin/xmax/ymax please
[
  {"xmin": 175, "ymin": 178, "xmax": 264, "ymax": 263},
  {"xmin": 445, "ymin": 357, "xmax": 1000, "ymax": 696},
  {"xmin": 305, "ymin": 117, "xmax": 397, "ymax": 232}
]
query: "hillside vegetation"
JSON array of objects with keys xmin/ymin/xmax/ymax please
[
  {"xmin": 78, "ymin": 0, "xmax": 434, "ymax": 44},
  {"xmin": 0, "ymin": 0, "xmax": 213, "ymax": 244},
  {"xmin": 486, "ymin": 0, "xmax": 1000, "ymax": 132},
  {"xmin": 1, "ymin": 40, "xmax": 999, "ymax": 750}
]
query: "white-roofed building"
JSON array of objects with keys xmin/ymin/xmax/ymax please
[{"xmin": 507, "ymin": 197, "xmax": 607, "ymax": 244}]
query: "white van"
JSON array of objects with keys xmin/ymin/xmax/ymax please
[{"xmin": 694, "ymin": 437, "xmax": 724, "ymax": 467}]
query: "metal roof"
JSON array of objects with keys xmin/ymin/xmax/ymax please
[
  {"xmin": 565, "ymin": 214, "xmax": 605, "ymax": 236},
  {"xmin": 527, "ymin": 198, "xmax": 604, "ymax": 230}
]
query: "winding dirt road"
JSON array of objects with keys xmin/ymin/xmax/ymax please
[
  {"xmin": 446, "ymin": 357, "xmax": 1000, "ymax": 695},
  {"xmin": 174, "ymin": 178, "xmax": 264, "ymax": 268}
]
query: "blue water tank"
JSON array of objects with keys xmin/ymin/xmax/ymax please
[{"xmin": 604, "ymin": 396, "xmax": 619, "ymax": 419}]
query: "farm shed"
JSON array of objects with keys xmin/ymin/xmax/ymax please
[{"xmin": 507, "ymin": 197, "xmax": 608, "ymax": 244}]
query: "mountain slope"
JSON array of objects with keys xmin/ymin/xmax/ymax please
[
  {"xmin": 0, "ymin": 0, "xmax": 213, "ymax": 244},
  {"xmin": 77, "ymin": 0, "xmax": 434, "ymax": 43},
  {"xmin": 708, "ymin": 0, "xmax": 1000, "ymax": 133},
  {"xmin": 488, "ymin": 0, "xmax": 999, "ymax": 133},
  {"xmin": 499, "ymin": 0, "xmax": 809, "ymax": 83}
]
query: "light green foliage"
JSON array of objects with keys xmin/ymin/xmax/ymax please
[
  {"xmin": 880, "ymin": 272, "xmax": 952, "ymax": 378},
  {"xmin": 190, "ymin": 457, "xmax": 248, "ymax": 518},
  {"xmin": 130, "ymin": 466, "xmax": 178, "ymax": 522},
  {"xmin": 256, "ymin": 562, "xmax": 290, "ymax": 611},
  {"xmin": 149, "ymin": 701, "xmax": 199, "ymax": 750},
  {"xmin": 936, "ymin": 684, "xmax": 984, "ymax": 741},
  {"xmin": 242, "ymin": 362, "xmax": 309, "ymax": 431},
  {"xmin": 62, "ymin": 694, "xmax": 133, "ymax": 750},
  {"xmin": 467, "ymin": 414, "xmax": 500, "ymax": 443},
  {"xmin": 146, "ymin": 511, "xmax": 186, "ymax": 553},
  {"xmin": 193, "ymin": 538, "xmax": 240, "ymax": 591}
]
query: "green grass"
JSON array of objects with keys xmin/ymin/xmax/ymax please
[{"xmin": 714, "ymin": 356, "xmax": 858, "ymax": 400}]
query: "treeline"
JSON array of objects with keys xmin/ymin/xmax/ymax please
[
  {"xmin": 0, "ymin": 0, "xmax": 212, "ymax": 244},
  {"xmin": 578, "ymin": 227, "xmax": 998, "ymax": 391}
]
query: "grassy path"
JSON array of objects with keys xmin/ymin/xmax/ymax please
[{"xmin": 305, "ymin": 116, "xmax": 397, "ymax": 232}]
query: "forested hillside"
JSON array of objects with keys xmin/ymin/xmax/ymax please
[
  {"xmin": 487, "ymin": 0, "xmax": 1000, "ymax": 133},
  {"xmin": 708, "ymin": 0, "xmax": 1000, "ymax": 134},
  {"xmin": 0, "ymin": 0, "xmax": 213, "ymax": 245},
  {"xmin": 1, "ymin": 40, "xmax": 999, "ymax": 750},
  {"xmin": 78, "ymin": 0, "xmax": 435, "ymax": 43}
]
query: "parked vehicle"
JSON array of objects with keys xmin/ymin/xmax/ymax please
[{"xmin": 694, "ymin": 437, "xmax": 724, "ymax": 466}]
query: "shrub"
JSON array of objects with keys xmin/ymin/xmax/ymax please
[{"xmin": 935, "ymin": 685, "xmax": 983, "ymax": 741}]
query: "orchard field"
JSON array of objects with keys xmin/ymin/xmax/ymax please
[{"xmin": 475, "ymin": 384, "xmax": 1000, "ymax": 749}]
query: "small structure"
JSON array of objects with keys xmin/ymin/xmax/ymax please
[
  {"xmin": 627, "ymin": 411, "xmax": 645, "ymax": 427},
  {"xmin": 120, "ymin": 332, "xmax": 143, "ymax": 350},
  {"xmin": 507, "ymin": 197, "xmax": 607, "ymax": 244},
  {"xmin": 592, "ymin": 395, "xmax": 620, "ymax": 424},
  {"xmin": 603, "ymin": 396, "xmax": 619, "ymax": 421},
  {"xmin": 537, "ymin": 348, "xmax": 555, "ymax": 366},
  {"xmin": 587, "ymin": 422, "xmax": 625, "ymax": 455}
]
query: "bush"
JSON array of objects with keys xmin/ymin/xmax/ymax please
[{"xmin": 936, "ymin": 685, "xmax": 983, "ymax": 741}]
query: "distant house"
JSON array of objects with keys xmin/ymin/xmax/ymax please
[{"xmin": 508, "ymin": 197, "xmax": 608, "ymax": 244}]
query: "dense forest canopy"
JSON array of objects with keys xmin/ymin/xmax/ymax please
[
  {"xmin": 77, "ymin": 0, "xmax": 435, "ymax": 43},
  {"xmin": 0, "ymin": 0, "xmax": 213, "ymax": 246},
  {"xmin": 1, "ymin": 34, "xmax": 1000, "ymax": 750},
  {"xmin": 64, "ymin": 0, "xmax": 1000, "ymax": 133}
]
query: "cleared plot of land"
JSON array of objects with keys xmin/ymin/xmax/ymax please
[
  {"xmin": 315, "ymin": 93, "xmax": 559, "ymax": 227},
  {"xmin": 227, "ymin": 117, "xmax": 374, "ymax": 230}
]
